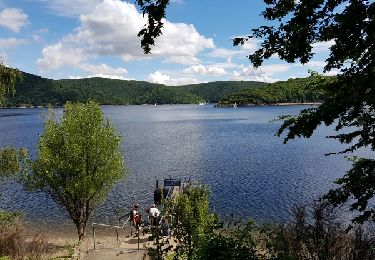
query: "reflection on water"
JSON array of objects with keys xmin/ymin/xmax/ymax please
[{"xmin": 0, "ymin": 104, "xmax": 366, "ymax": 230}]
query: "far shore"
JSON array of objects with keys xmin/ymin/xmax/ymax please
[
  {"xmin": 1, "ymin": 102, "xmax": 323, "ymax": 109},
  {"xmin": 271, "ymin": 102, "xmax": 322, "ymax": 106},
  {"xmin": 216, "ymin": 102, "xmax": 323, "ymax": 108}
]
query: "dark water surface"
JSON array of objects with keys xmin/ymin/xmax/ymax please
[{"xmin": 0, "ymin": 105, "xmax": 365, "ymax": 230}]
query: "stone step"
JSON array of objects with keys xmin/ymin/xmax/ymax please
[{"xmin": 82, "ymin": 248, "xmax": 150, "ymax": 260}]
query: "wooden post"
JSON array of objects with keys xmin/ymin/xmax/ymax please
[
  {"xmin": 137, "ymin": 228, "xmax": 140, "ymax": 251},
  {"xmin": 130, "ymin": 219, "xmax": 132, "ymax": 236},
  {"xmin": 93, "ymin": 226, "xmax": 96, "ymax": 250},
  {"xmin": 116, "ymin": 228, "xmax": 119, "ymax": 248}
]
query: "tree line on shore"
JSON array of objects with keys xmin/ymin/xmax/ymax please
[
  {"xmin": 217, "ymin": 74, "xmax": 329, "ymax": 107},
  {"xmin": 2, "ymin": 70, "xmax": 329, "ymax": 108}
]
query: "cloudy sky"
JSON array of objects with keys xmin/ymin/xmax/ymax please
[{"xmin": 0, "ymin": 0, "xmax": 337, "ymax": 85}]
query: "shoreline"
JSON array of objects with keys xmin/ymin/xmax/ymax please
[
  {"xmin": 216, "ymin": 102, "xmax": 322, "ymax": 108},
  {"xmin": 270, "ymin": 102, "xmax": 322, "ymax": 106},
  {"xmin": 0, "ymin": 102, "xmax": 323, "ymax": 109},
  {"xmin": 24, "ymin": 221, "xmax": 145, "ymax": 259}
]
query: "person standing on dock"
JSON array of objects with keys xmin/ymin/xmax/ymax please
[
  {"xmin": 148, "ymin": 204, "xmax": 160, "ymax": 226},
  {"xmin": 131, "ymin": 204, "xmax": 140, "ymax": 235},
  {"xmin": 148, "ymin": 204, "xmax": 160, "ymax": 239}
]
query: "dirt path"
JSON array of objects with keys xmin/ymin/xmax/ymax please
[
  {"xmin": 25, "ymin": 224, "xmax": 157, "ymax": 259},
  {"xmin": 82, "ymin": 248, "xmax": 150, "ymax": 260},
  {"xmin": 81, "ymin": 232, "xmax": 153, "ymax": 260}
]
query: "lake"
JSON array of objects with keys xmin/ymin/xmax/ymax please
[{"xmin": 0, "ymin": 104, "xmax": 364, "ymax": 230}]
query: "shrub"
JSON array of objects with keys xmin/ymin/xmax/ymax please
[{"xmin": 0, "ymin": 212, "xmax": 48, "ymax": 259}]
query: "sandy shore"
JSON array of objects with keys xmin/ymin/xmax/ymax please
[{"xmin": 24, "ymin": 223, "xmax": 156, "ymax": 259}]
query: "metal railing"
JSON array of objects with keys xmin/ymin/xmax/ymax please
[{"xmin": 91, "ymin": 216, "xmax": 131, "ymax": 250}]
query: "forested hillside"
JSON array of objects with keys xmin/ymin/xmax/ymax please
[
  {"xmin": 4, "ymin": 72, "xmax": 204, "ymax": 106},
  {"xmin": 3, "ymin": 72, "xmax": 267, "ymax": 107},
  {"xmin": 180, "ymin": 81, "xmax": 266, "ymax": 103},
  {"xmin": 2, "ymin": 71, "xmax": 327, "ymax": 107},
  {"xmin": 217, "ymin": 77, "xmax": 327, "ymax": 107}
]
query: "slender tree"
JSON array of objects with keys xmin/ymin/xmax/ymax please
[
  {"xmin": 24, "ymin": 102, "xmax": 125, "ymax": 240},
  {"xmin": 0, "ymin": 59, "xmax": 24, "ymax": 176},
  {"xmin": 0, "ymin": 60, "xmax": 26, "ymax": 233},
  {"xmin": 0, "ymin": 59, "xmax": 22, "ymax": 106}
]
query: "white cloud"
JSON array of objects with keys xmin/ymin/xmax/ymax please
[
  {"xmin": 312, "ymin": 40, "xmax": 335, "ymax": 53},
  {"xmin": 38, "ymin": 28, "xmax": 49, "ymax": 33},
  {"xmin": 37, "ymin": 42, "xmax": 85, "ymax": 70},
  {"xmin": 147, "ymin": 57, "xmax": 322, "ymax": 85},
  {"xmin": 152, "ymin": 21, "xmax": 214, "ymax": 62},
  {"xmin": 207, "ymin": 48, "xmax": 242, "ymax": 59},
  {"xmin": 164, "ymin": 56, "xmax": 200, "ymax": 65},
  {"xmin": 183, "ymin": 64, "xmax": 226, "ymax": 75},
  {"xmin": 206, "ymin": 39, "xmax": 258, "ymax": 63},
  {"xmin": 148, "ymin": 71, "xmax": 200, "ymax": 85},
  {"xmin": 230, "ymin": 60, "xmax": 332, "ymax": 82},
  {"xmin": 32, "ymin": 28, "xmax": 49, "ymax": 42},
  {"xmin": 37, "ymin": 0, "xmax": 213, "ymax": 69},
  {"xmin": 231, "ymin": 66, "xmax": 281, "ymax": 83},
  {"xmin": 259, "ymin": 64, "xmax": 291, "ymax": 77},
  {"xmin": 86, "ymin": 74, "xmax": 129, "ymax": 80},
  {"xmin": 0, "ymin": 38, "xmax": 26, "ymax": 48},
  {"xmin": 78, "ymin": 63, "xmax": 128, "ymax": 76},
  {"xmin": 38, "ymin": 0, "xmax": 102, "ymax": 17},
  {"xmin": 238, "ymin": 39, "xmax": 259, "ymax": 52},
  {"xmin": 303, "ymin": 60, "xmax": 326, "ymax": 69},
  {"xmin": 323, "ymin": 70, "xmax": 340, "ymax": 76},
  {"xmin": 0, "ymin": 8, "xmax": 28, "ymax": 32},
  {"xmin": 67, "ymin": 73, "xmax": 132, "ymax": 80},
  {"xmin": 170, "ymin": 0, "xmax": 185, "ymax": 4},
  {"xmin": 206, "ymin": 48, "xmax": 245, "ymax": 65},
  {"xmin": 148, "ymin": 71, "xmax": 169, "ymax": 84},
  {"xmin": 68, "ymin": 75, "xmax": 84, "ymax": 79},
  {"xmin": 37, "ymin": 42, "xmax": 130, "ymax": 78}
]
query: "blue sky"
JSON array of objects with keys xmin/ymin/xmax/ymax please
[{"xmin": 0, "ymin": 0, "xmax": 338, "ymax": 85}]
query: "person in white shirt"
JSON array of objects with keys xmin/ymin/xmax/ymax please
[{"xmin": 148, "ymin": 204, "xmax": 160, "ymax": 226}]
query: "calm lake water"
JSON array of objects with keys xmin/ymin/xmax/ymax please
[{"xmin": 0, "ymin": 105, "xmax": 366, "ymax": 230}]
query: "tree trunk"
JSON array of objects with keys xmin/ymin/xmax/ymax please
[
  {"xmin": 73, "ymin": 210, "xmax": 89, "ymax": 241},
  {"xmin": 74, "ymin": 219, "xmax": 86, "ymax": 241},
  {"xmin": 78, "ymin": 225, "xmax": 86, "ymax": 241}
]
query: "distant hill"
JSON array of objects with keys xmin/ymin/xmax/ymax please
[
  {"xmin": 4, "ymin": 72, "xmax": 203, "ymax": 107},
  {"xmin": 3, "ymin": 71, "xmax": 327, "ymax": 108},
  {"xmin": 217, "ymin": 77, "xmax": 328, "ymax": 107},
  {"xmin": 179, "ymin": 81, "xmax": 266, "ymax": 103},
  {"xmin": 3, "ymin": 72, "xmax": 266, "ymax": 107}
]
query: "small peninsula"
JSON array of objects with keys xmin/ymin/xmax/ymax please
[{"xmin": 216, "ymin": 76, "xmax": 328, "ymax": 107}]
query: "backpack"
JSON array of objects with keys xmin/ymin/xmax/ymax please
[
  {"xmin": 130, "ymin": 209, "xmax": 140, "ymax": 226},
  {"xmin": 133, "ymin": 213, "xmax": 140, "ymax": 226}
]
